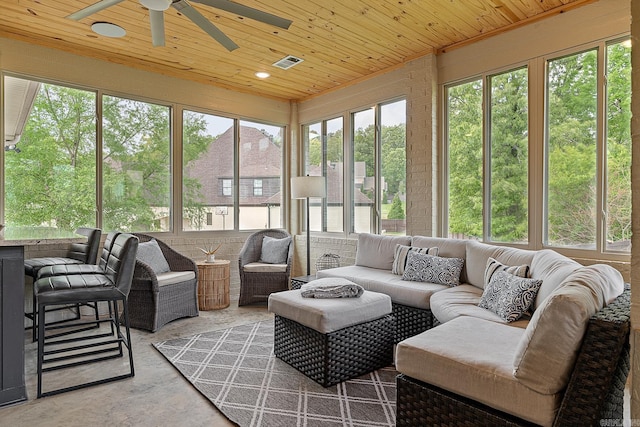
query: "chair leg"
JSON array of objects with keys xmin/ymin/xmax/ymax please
[
  {"xmin": 37, "ymin": 297, "xmax": 135, "ymax": 398},
  {"xmin": 36, "ymin": 301, "xmax": 46, "ymax": 398},
  {"xmin": 121, "ymin": 300, "xmax": 135, "ymax": 377}
]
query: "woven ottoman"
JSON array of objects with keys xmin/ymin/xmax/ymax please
[{"xmin": 268, "ymin": 289, "xmax": 395, "ymax": 387}]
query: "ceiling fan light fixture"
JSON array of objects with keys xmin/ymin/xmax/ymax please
[
  {"xmin": 91, "ymin": 22, "xmax": 126, "ymax": 38},
  {"xmin": 140, "ymin": 0, "xmax": 172, "ymax": 12}
]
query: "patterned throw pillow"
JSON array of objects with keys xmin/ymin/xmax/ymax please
[
  {"xmin": 484, "ymin": 257, "xmax": 530, "ymax": 286},
  {"xmin": 402, "ymin": 251, "xmax": 464, "ymax": 287},
  {"xmin": 478, "ymin": 270, "xmax": 543, "ymax": 322},
  {"xmin": 391, "ymin": 244, "xmax": 439, "ymax": 275}
]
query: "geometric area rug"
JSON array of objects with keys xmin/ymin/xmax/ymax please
[{"xmin": 153, "ymin": 320, "xmax": 397, "ymax": 426}]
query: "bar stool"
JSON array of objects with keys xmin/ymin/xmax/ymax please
[
  {"xmin": 24, "ymin": 227, "xmax": 102, "ymax": 341},
  {"xmin": 34, "ymin": 233, "xmax": 138, "ymax": 398}
]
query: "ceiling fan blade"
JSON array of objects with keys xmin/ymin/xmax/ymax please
[
  {"xmin": 149, "ymin": 10, "xmax": 166, "ymax": 47},
  {"xmin": 67, "ymin": 0, "xmax": 125, "ymax": 21},
  {"xmin": 191, "ymin": 0, "xmax": 292, "ymax": 29},
  {"xmin": 172, "ymin": 0, "xmax": 239, "ymax": 51}
]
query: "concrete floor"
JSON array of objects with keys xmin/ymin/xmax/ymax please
[
  {"xmin": 0, "ymin": 292, "xmax": 273, "ymax": 427},
  {"xmin": 1, "ymin": 290, "xmax": 632, "ymax": 427}
]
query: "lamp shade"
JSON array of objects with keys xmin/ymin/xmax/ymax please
[{"xmin": 291, "ymin": 176, "xmax": 326, "ymax": 199}]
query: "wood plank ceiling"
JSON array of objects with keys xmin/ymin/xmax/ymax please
[{"xmin": 0, "ymin": 0, "xmax": 593, "ymax": 101}]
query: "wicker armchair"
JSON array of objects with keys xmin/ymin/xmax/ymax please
[
  {"xmin": 396, "ymin": 286, "xmax": 631, "ymax": 427},
  {"xmin": 127, "ymin": 233, "xmax": 198, "ymax": 332},
  {"xmin": 238, "ymin": 229, "xmax": 293, "ymax": 306}
]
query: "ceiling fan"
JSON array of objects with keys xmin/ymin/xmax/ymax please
[{"xmin": 67, "ymin": 0, "xmax": 292, "ymax": 51}]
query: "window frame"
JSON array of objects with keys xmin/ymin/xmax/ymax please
[
  {"xmin": 2, "ymin": 73, "xmax": 288, "ymax": 237},
  {"xmin": 441, "ymin": 35, "xmax": 631, "ymax": 262},
  {"xmin": 301, "ymin": 97, "xmax": 406, "ymax": 237}
]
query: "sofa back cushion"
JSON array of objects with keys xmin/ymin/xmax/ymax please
[
  {"xmin": 512, "ymin": 264, "xmax": 624, "ymax": 395},
  {"xmin": 530, "ymin": 249, "xmax": 581, "ymax": 310},
  {"xmin": 465, "ymin": 241, "xmax": 536, "ymax": 289},
  {"xmin": 411, "ymin": 236, "xmax": 468, "ymax": 282},
  {"xmin": 355, "ymin": 233, "xmax": 411, "ymax": 270}
]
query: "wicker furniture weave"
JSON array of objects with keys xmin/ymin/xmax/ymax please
[
  {"xmin": 396, "ymin": 286, "xmax": 631, "ymax": 427},
  {"xmin": 392, "ymin": 303, "xmax": 434, "ymax": 343},
  {"xmin": 274, "ymin": 313, "xmax": 395, "ymax": 387},
  {"xmin": 238, "ymin": 229, "xmax": 293, "ymax": 306},
  {"xmin": 127, "ymin": 233, "xmax": 199, "ymax": 332}
]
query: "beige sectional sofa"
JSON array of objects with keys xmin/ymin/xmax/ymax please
[{"xmin": 316, "ymin": 233, "xmax": 629, "ymax": 426}]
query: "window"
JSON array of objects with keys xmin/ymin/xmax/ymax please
[
  {"xmin": 444, "ymin": 37, "xmax": 631, "ymax": 256},
  {"xmin": 253, "ymin": 179, "xmax": 263, "ymax": 196},
  {"xmin": 239, "ymin": 120, "xmax": 284, "ymax": 230},
  {"xmin": 3, "ymin": 77, "xmax": 97, "ymax": 239},
  {"xmin": 545, "ymin": 49, "xmax": 598, "ymax": 249},
  {"xmin": 4, "ymin": 75, "xmax": 286, "ymax": 236},
  {"xmin": 303, "ymin": 117, "xmax": 344, "ymax": 233},
  {"xmin": 489, "ymin": 68, "xmax": 529, "ymax": 243},
  {"xmin": 221, "ymin": 179, "xmax": 232, "ymax": 196},
  {"xmin": 302, "ymin": 99, "xmax": 406, "ymax": 236},
  {"xmin": 352, "ymin": 100, "xmax": 407, "ymax": 234},
  {"xmin": 182, "ymin": 111, "xmax": 234, "ymax": 231},
  {"xmin": 102, "ymin": 95, "xmax": 171, "ymax": 232},
  {"xmin": 380, "ymin": 100, "xmax": 407, "ymax": 235},
  {"xmin": 182, "ymin": 113, "xmax": 284, "ymax": 231},
  {"xmin": 446, "ymin": 79, "xmax": 483, "ymax": 240},
  {"xmin": 605, "ymin": 40, "xmax": 632, "ymax": 252},
  {"xmin": 352, "ymin": 108, "xmax": 375, "ymax": 234}
]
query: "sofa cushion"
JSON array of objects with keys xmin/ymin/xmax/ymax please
[
  {"xmin": 268, "ymin": 289, "xmax": 392, "ymax": 334},
  {"xmin": 465, "ymin": 241, "xmax": 536, "ymax": 289},
  {"xmin": 396, "ymin": 317, "xmax": 560, "ymax": 427},
  {"xmin": 430, "ymin": 284, "xmax": 530, "ymax": 327},
  {"xmin": 260, "ymin": 235, "xmax": 291, "ymax": 264},
  {"xmin": 478, "ymin": 271, "xmax": 542, "ymax": 322},
  {"xmin": 530, "ymin": 249, "xmax": 581, "ymax": 310},
  {"xmin": 316, "ymin": 265, "xmax": 448, "ymax": 310},
  {"xmin": 513, "ymin": 264, "xmax": 624, "ymax": 395},
  {"xmin": 355, "ymin": 233, "xmax": 411, "ymax": 270},
  {"xmin": 402, "ymin": 252, "xmax": 464, "ymax": 287},
  {"xmin": 411, "ymin": 236, "xmax": 469, "ymax": 283},
  {"xmin": 392, "ymin": 244, "xmax": 439, "ymax": 275}
]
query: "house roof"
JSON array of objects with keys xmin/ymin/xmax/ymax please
[
  {"xmin": 0, "ymin": 0, "xmax": 592, "ymax": 101},
  {"xmin": 185, "ymin": 125, "xmax": 283, "ymax": 205}
]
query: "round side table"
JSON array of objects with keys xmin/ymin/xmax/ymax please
[{"xmin": 196, "ymin": 260, "xmax": 230, "ymax": 310}]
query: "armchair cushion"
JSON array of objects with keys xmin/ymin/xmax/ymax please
[
  {"xmin": 136, "ymin": 239, "xmax": 170, "ymax": 274},
  {"xmin": 259, "ymin": 235, "xmax": 292, "ymax": 264},
  {"xmin": 156, "ymin": 271, "xmax": 196, "ymax": 287},
  {"xmin": 244, "ymin": 262, "xmax": 288, "ymax": 273}
]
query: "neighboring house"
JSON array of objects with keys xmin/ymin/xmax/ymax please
[{"xmin": 184, "ymin": 125, "xmax": 283, "ymax": 230}]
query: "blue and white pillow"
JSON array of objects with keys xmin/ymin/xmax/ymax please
[
  {"xmin": 391, "ymin": 244, "xmax": 439, "ymax": 275},
  {"xmin": 479, "ymin": 270, "xmax": 543, "ymax": 322},
  {"xmin": 402, "ymin": 251, "xmax": 464, "ymax": 287}
]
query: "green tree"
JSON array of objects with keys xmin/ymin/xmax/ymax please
[
  {"xmin": 488, "ymin": 68, "xmax": 528, "ymax": 242},
  {"xmin": 387, "ymin": 194, "xmax": 405, "ymax": 219},
  {"xmin": 447, "ymin": 79, "xmax": 483, "ymax": 239},
  {"xmin": 5, "ymin": 84, "xmax": 96, "ymax": 237},
  {"xmin": 5, "ymin": 81, "xmax": 211, "ymax": 237}
]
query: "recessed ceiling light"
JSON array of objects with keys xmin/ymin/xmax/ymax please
[
  {"xmin": 255, "ymin": 72, "xmax": 270, "ymax": 79},
  {"xmin": 91, "ymin": 22, "xmax": 126, "ymax": 38}
]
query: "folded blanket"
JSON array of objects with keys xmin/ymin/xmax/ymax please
[{"xmin": 300, "ymin": 278, "xmax": 364, "ymax": 298}]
